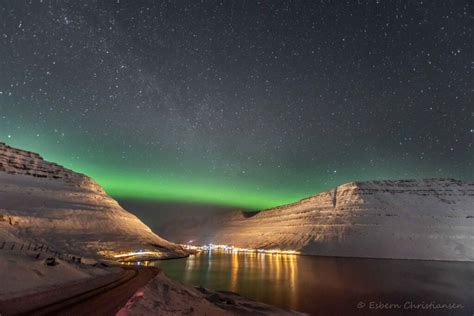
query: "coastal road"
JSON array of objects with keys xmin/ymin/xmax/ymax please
[{"xmin": 11, "ymin": 266, "xmax": 159, "ymax": 316}]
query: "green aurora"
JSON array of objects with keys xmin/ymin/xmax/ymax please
[
  {"xmin": 2, "ymin": 134, "xmax": 316, "ymax": 209},
  {"xmin": 2, "ymin": 132, "xmax": 470, "ymax": 210},
  {"xmin": 1, "ymin": 1, "xmax": 472, "ymax": 210}
]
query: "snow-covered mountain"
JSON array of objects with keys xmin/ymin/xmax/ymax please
[
  {"xmin": 163, "ymin": 179, "xmax": 474, "ymax": 261},
  {"xmin": 0, "ymin": 142, "xmax": 185, "ymax": 259}
]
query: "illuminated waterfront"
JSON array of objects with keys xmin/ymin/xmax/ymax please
[
  {"xmin": 182, "ymin": 243, "xmax": 301, "ymax": 255},
  {"xmin": 151, "ymin": 252, "xmax": 474, "ymax": 315},
  {"xmin": 109, "ymin": 244, "xmax": 300, "ymax": 262}
]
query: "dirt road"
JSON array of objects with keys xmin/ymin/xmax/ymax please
[{"xmin": 1, "ymin": 266, "xmax": 159, "ymax": 316}]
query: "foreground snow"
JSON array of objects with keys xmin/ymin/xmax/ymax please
[
  {"xmin": 159, "ymin": 179, "xmax": 474, "ymax": 261},
  {"xmin": 0, "ymin": 251, "xmax": 116, "ymax": 300},
  {"xmin": 117, "ymin": 273, "xmax": 304, "ymax": 316}
]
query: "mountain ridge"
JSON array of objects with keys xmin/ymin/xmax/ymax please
[
  {"xmin": 159, "ymin": 178, "xmax": 474, "ymax": 261},
  {"xmin": 0, "ymin": 142, "xmax": 186, "ymax": 259}
]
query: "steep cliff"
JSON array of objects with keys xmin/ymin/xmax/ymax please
[
  {"xmin": 0, "ymin": 142, "xmax": 185, "ymax": 259},
  {"xmin": 163, "ymin": 179, "xmax": 474, "ymax": 261}
]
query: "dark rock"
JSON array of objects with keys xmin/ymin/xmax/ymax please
[{"xmin": 45, "ymin": 257, "xmax": 58, "ymax": 266}]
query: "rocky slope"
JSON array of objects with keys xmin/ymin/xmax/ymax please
[
  {"xmin": 0, "ymin": 142, "xmax": 185, "ymax": 259},
  {"xmin": 163, "ymin": 179, "xmax": 474, "ymax": 261},
  {"xmin": 118, "ymin": 273, "xmax": 303, "ymax": 316}
]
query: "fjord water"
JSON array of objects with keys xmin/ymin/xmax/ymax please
[{"xmin": 151, "ymin": 251, "xmax": 474, "ymax": 315}]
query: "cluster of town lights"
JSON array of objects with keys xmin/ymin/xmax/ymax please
[
  {"xmin": 183, "ymin": 243, "xmax": 300, "ymax": 255},
  {"xmin": 111, "ymin": 244, "xmax": 300, "ymax": 260},
  {"xmin": 113, "ymin": 250, "xmax": 162, "ymax": 258}
]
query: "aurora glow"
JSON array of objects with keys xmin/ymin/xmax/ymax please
[{"xmin": 0, "ymin": 2, "xmax": 472, "ymax": 210}]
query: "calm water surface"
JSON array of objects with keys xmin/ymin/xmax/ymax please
[{"xmin": 151, "ymin": 251, "xmax": 474, "ymax": 315}]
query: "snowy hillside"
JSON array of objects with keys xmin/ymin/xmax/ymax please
[
  {"xmin": 0, "ymin": 142, "xmax": 185, "ymax": 259},
  {"xmin": 163, "ymin": 179, "xmax": 474, "ymax": 261}
]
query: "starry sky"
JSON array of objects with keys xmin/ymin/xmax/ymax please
[{"xmin": 0, "ymin": 1, "xmax": 472, "ymax": 210}]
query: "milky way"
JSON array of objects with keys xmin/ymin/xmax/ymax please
[{"xmin": 0, "ymin": 1, "xmax": 472, "ymax": 209}]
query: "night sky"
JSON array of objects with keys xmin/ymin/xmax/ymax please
[{"xmin": 0, "ymin": 1, "xmax": 472, "ymax": 210}]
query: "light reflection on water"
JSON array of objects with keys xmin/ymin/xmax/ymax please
[
  {"xmin": 150, "ymin": 251, "xmax": 474, "ymax": 315},
  {"xmin": 152, "ymin": 250, "xmax": 299, "ymax": 308}
]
